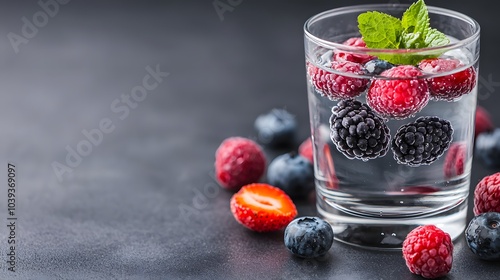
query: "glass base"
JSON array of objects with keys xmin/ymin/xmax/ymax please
[{"xmin": 317, "ymin": 194, "xmax": 468, "ymax": 250}]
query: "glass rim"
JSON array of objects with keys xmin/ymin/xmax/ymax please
[{"xmin": 304, "ymin": 4, "xmax": 480, "ymax": 55}]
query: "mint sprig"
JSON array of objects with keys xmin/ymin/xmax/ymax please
[{"xmin": 357, "ymin": 0, "xmax": 449, "ymax": 65}]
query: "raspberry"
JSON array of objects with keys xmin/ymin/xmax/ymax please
[
  {"xmin": 475, "ymin": 106, "xmax": 494, "ymax": 139},
  {"xmin": 473, "ymin": 173, "xmax": 500, "ymax": 215},
  {"xmin": 333, "ymin": 37, "xmax": 376, "ymax": 64},
  {"xmin": 419, "ymin": 58, "xmax": 476, "ymax": 101},
  {"xmin": 392, "ymin": 116, "xmax": 453, "ymax": 167},
  {"xmin": 402, "ymin": 225, "xmax": 453, "ymax": 279},
  {"xmin": 298, "ymin": 137, "xmax": 314, "ymax": 163},
  {"xmin": 443, "ymin": 142, "xmax": 466, "ymax": 178},
  {"xmin": 307, "ymin": 61, "xmax": 369, "ymax": 100},
  {"xmin": 215, "ymin": 137, "xmax": 266, "ymax": 190},
  {"xmin": 330, "ymin": 100, "xmax": 390, "ymax": 160},
  {"xmin": 367, "ymin": 65, "xmax": 430, "ymax": 119}
]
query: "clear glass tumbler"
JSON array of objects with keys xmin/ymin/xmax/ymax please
[{"xmin": 304, "ymin": 4, "xmax": 480, "ymax": 249}]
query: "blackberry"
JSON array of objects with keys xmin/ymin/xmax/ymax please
[
  {"xmin": 392, "ymin": 116, "xmax": 453, "ymax": 167},
  {"xmin": 465, "ymin": 212, "xmax": 500, "ymax": 260},
  {"xmin": 364, "ymin": 59, "xmax": 394, "ymax": 75},
  {"xmin": 329, "ymin": 100, "xmax": 390, "ymax": 160}
]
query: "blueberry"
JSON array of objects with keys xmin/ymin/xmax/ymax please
[
  {"xmin": 364, "ymin": 59, "xmax": 394, "ymax": 75},
  {"xmin": 284, "ymin": 216, "xmax": 334, "ymax": 258},
  {"xmin": 267, "ymin": 153, "xmax": 314, "ymax": 198},
  {"xmin": 254, "ymin": 109, "xmax": 297, "ymax": 147},
  {"xmin": 465, "ymin": 212, "xmax": 500, "ymax": 260},
  {"xmin": 475, "ymin": 129, "xmax": 500, "ymax": 167}
]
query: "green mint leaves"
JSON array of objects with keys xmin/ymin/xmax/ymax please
[{"xmin": 357, "ymin": 0, "xmax": 449, "ymax": 65}]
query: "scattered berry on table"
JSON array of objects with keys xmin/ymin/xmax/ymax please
[
  {"xmin": 254, "ymin": 109, "xmax": 297, "ymax": 148},
  {"xmin": 364, "ymin": 59, "xmax": 394, "ymax": 75},
  {"xmin": 299, "ymin": 137, "xmax": 314, "ymax": 163},
  {"xmin": 333, "ymin": 37, "xmax": 376, "ymax": 64},
  {"xmin": 330, "ymin": 99, "xmax": 390, "ymax": 160},
  {"xmin": 465, "ymin": 212, "xmax": 500, "ymax": 261},
  {"xmin": 230, "ymin": 183, "xmax": 297, "ymax": 232},
  {"xmin": 307, "ymin": 61, "xmax": 369, "ymax": 100},
  {"xmin": 367, "ymin": 65, "xmax": 430, "ymax": 119},
  {"xmin": 284, "ymin": 216, "xmax": 334, "ymax": 258},
  {"xmin": 418, "ymin": 58, "xmax": 476, "ymax": 101},
  {"xmin": 402, "ymin": 225, "xmax": 453, "ymax": 279},
  {"xmin": 475, "ymin": 106, "xmax": 494, "ymax": 139},
  {"xmin": 392, "ymin": 116, "xmax": 453, "ymax": 167},
  {"xmin": 473, "ymin": 172, "xmax": 500, "ymax": 215},
  {"xmin": 475, "ymin": 129, "xmax": 500, "ymax": 168},
  {"xmin": 215, "ymin": 137, "xmax": 266, "ymax": 190},
  {"xmin": 443, "ymin": 142, "xmax": 466, "ymax": 178},
  {"xmin": 267, "ymin": 153, "xmax": 315, "ymax": 198}
]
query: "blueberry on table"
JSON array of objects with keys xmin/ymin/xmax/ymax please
[
  {"xmin": 475, "ymin": 129, "xmax": 500, "ymax": 168},
  {"xmin": 284, "ymin": 217, "xmax": 334, "ymax": 258},
  {"xmin": 465, "ymin": 212, "xmax": 500, "ymax": 261},
  {"xmin": 267, "ymin": 153, "xmax": 314, "ymax": 198},
  {"xmin": 254, "ymin": 109, "xmax": 297, "ymax": 148}
]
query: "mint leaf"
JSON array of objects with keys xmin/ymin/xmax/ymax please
[
  {"xmin": 425, "ymin": 28, "xmax": 450, "ymax": 47},
  {"xmin": 401, "ymin": 31, "xmax": 424, "ymax": 49},
  {"xmin": 358, "ymin": 11, "xmax": 402, "ymax": 49},
  {"xmin": 401, "ymin": 0, "xmax": 429, "ymax": 36}
]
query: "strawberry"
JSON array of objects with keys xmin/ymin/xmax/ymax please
[
  {"xmin": 299, "ymin": 137, "xmax": 314, "ymax": 163},
  {"xmin": 230, "ymin": 183, "xmax": 297, "ymax": 232},
  {"xmin": 418, "ymin": 58, "xmax": 476, "ymax": 101}
]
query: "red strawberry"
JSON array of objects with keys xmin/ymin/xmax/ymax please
[
  {"xmin": 333, "ymin": 37, "xmax": 376, "ymax": 64},
  {"xmin": 475, "ymin": 106, "xmax": 494, "ymax": 139},
  {"xmin": 473, "ymin": 173, "xmax": 500, "ymax": 215},
  {"xmin": 230, "ymin": 183, "xmax": 297, "ymax": 232},
  {"xmin": 299, "ymin": 137, "xmax": 314, "ymax": 163},
  {"xmin": 418, "ymin": 58, "xmax": 476, "ymax": 101},
  {"xmin": 307, "ymin": 61, "xmax": 369, "ymax": 100},
  {"xmin": 367, "ymin": 65, "xmax": 430, "ymax": 119},
  {"xmin": 443, "ymin": 142, "xmax": 466, "ymax": 178},
  {"xmin": 402, "ymin": 225, "xmax": 453, "ymax": 279},
  {"xmin": 215, "ymin": 137, "xmax": 266, "ymax": 190}
]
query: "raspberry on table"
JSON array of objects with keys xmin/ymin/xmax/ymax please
[
  {"xmin": 418, "ymin": 58, "xmax": 476, "ymax": 101},
  {"xmin": 307, "ymin": 61, "xmax": 369, "ymax": 100},
  {"xmin": 473, "ymin": 173, "xmax": 500, "ymax": 215},
  {"xmin": 333, "ymin": 37, "xmax": 376, "ymax": 64},
  {"xmin": 392, "ymin": 116, "xmax": 453, "ymax": 167},
  {"xmin": 475, "ymin": 106, "xmax": 494, "ymax": 139},
  {"xmin": 367, "ymin": 65, "xmax": 430, "ymax": 119},
  {"xmin": 443, "ymin": 142, "xmax": 466, "ymax": 178},
  {"xmin": 465, "ymin": 212, "xmax": 500, "ymax": 260},
  {"xmin": 330, "ymin": 99, "xmax": 390, "ymax": 161},
  {"xmin": 402, "ymin": 225, "xmax": 453, "ymax": 279},
  {"xmin": 215, "ymin": 137, "xmax": 266, "ymax": 190},
  {"xmin": 284, "ymin": 216, "xmax": 334, "ymax": 258}
]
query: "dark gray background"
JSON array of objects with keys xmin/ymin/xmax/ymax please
[{"xmin": 0, "ymin": 0, "xmax": 499, "ymax": 279}]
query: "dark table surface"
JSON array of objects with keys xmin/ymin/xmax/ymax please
[{"xmin": 0, "ymin": 0, "xmax": 499, "ymax": 279}]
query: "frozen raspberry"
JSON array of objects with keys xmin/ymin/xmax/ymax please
[
  {"xmin": 330, "ymin": 100, "xmax": 390, "ymax": 160},
  {"xmin": 333, "ymin": 37, "xmax": 376, "ymax": 64},
  {"xmin": 215, "ymin": 137, "xmax": 266, "ymax": 190},
  {"xmin": 443, "ymin": 143, "xmax": 466, "ymax": 178},
  {"xmin": 475, "ymin": 106, "xmax": 494, "ymax": 139},
  {"xmin": 419, "ymin": 58, "xmax": 476, "ymax": 101},
  {"xmin": 402, "ymin": 225, "xmax": 453, "ymax": 279},
  {"xmin": 367, "ymin": 65, "xmax": 430, "ymax": 119},
  {"xmin": 299, "ymin": 137, "xmax": 314, "ymax": 163},
  {"xmin": 392, "ymin": 117, "xmax": 453, "ymax": 167},
  {"xmin": 307, "ymin": 61, "xmax": 369, "ymax": 100},
  {"xmin": 473, "ymin": 173, "xmax": 500, "ymax": 215}
]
